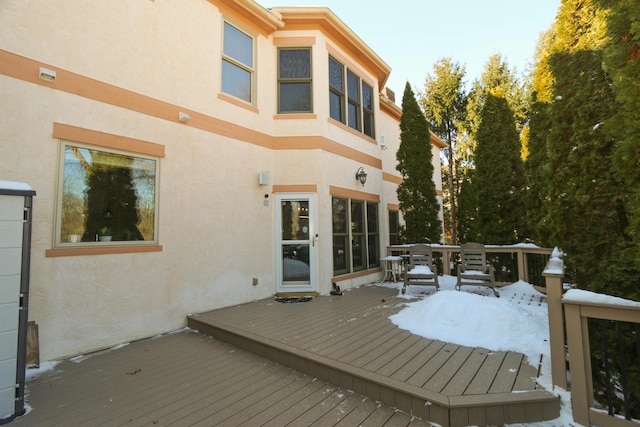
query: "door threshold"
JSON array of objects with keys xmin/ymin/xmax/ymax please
[{"xmin": 276, "ymin": 292, "xmax": 319, "ymax": 298}]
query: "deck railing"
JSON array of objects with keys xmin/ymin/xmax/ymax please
[
  {"xmin": 387, "ymin": 244, "xmax": 553, "ymax": 286},
  {"xmin": 544, "ymin": 252, "xmax": 640, "ymax": 427}
]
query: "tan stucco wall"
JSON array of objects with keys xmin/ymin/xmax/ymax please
[{"xmin": 0, "ymin": 0, "xmax": 443, "ymax": 360}]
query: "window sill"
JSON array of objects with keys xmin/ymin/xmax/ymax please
[
  {"xmin": 46, "ymin": 244, "xmax": 163, "ymax": 257},
  {"xmin": 327, "ymin": 117, "xmax": 376, "ymax": 144},
  {"xmin": 217, "ymin": 93, "xmax": 259, "ymax": 113},
  {"xmin": 273, "ymin": 113, "xmax": 317, "ymax": 120}
]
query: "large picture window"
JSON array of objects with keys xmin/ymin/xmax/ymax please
[
  {"xmin": 222, "ymin": 22, "xmax": 254, "ymax": 103},
  {"xmin": 332, "ymin": 196, "xmax": 379, "ymax": 275},
  {"xmin": 328, "ymin": 56, "xmax": 375, "ymax": 138},
  {"xmin": 57, "ymin": 143, "xmax": 158, "ymax": 246},
  {"xmin": 278, "ymin": 48, "xmax": 312, "ymax": 113}
]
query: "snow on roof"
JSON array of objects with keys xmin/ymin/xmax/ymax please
[{"xmin": 0, "ymin": 180, "xmax": 33, "ymax": 191}]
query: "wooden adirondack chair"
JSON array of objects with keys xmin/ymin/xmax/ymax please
[
  {"xmin": 402, "ymin": 244, "xmax": 439, "ymax": 294},
  {"xmin": 456, "ymin": 242, "xmax": 499, "ymax": 297}
]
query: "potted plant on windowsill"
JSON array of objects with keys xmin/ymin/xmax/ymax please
[{"xmin": 99, "ymin": 226, "xmax": 112, "ymax": 242}]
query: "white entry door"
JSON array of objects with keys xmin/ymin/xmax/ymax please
[{"xmin": 275, "ymin": 194, "xmax": 317, "ymax": 294}]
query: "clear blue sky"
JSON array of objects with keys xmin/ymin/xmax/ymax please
[{"xmin": 256, "ymin": 0, "xmax": 561, "ymax": 96}]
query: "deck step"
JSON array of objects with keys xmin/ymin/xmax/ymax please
[{"xmin": 187, "ymin": 286, "xmax": 560, "ymax": 427}]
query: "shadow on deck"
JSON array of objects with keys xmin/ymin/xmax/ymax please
[{"xmin": 188, "ymin": 285, "xmax": 560, "ymax": 427}]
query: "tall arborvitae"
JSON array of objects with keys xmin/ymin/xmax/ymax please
[
  {"xmin": 396, "ymin": 82, "xmax": 442, "ymax": 243},
  {"xmin": 596, "ymin": 0, "xmax": 640, "ymax": 300},
  {"xmin": 472, "ymin": 92, "xmax": 524, "ymax": 244},
  {"xmin": 544, "ymin": 0, "xmax": 628, "ymax": 296},
  {"xmin": 418, "ymin": 58, "xmax": 467, "ymax": 244},
  {"xmin": 524, "ymin": 28, "xmax": 556, "ymax": 246}
]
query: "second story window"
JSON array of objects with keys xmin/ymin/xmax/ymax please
[
  {"xmin": 222, "ymin": 22, "xmax": 254, "ymax": 103},
  {"xmin": 329, "ymin": 57, "xmax": 344, "ymax": 122},
  {"xmin": 362, "ymin": 82, "xmax": 374, "ymax": 138},
  {"xmin": 329, "ymin": 56, "xmax": 375, "ymax": 139},
  {"xmin": 347, "ymin": 70, "xmax": 361, "ymax": 131},
  {"xmin": 278, "ymin": 48, "xmax": 312, "ymax": 113}
]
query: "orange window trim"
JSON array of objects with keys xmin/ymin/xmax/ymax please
[
  {"xmin": 53, "ymin": 123, "xmax": 165, "ymax": 157},
  {"xmin": 46, "ymin": 245, "xmax": 163, "ymax": 258},
  {"xmin": 332, "ymin": 267, "xmax": 382, "ymax": 283},
  {"xmin": 272, "ymin": 185, "xmax": 317, "ymax": 193},
  {"xmin": 330, "ymin": 186, "xmax": 380, "ymax": 203}
]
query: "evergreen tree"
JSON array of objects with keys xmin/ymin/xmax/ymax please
[
  {"xmin": 396, "ymin": 82, "xmax": 442, "ymax": 243},
  {"xmin": 456, "ymin": 168, "xmax": 477, "ymax": 243},
  {"xmin": 596, "ymin": 0, "xmax": 640, "ymax": 298},
  {"xmin": 471, "ymin": 92, "xmax": 524, "ymax": 244},
  {"xmin": 418, "ymin": 58, "xmax": 467, "ymax": 244},
  {"xmin": 462, "ymin": 54, "xmax": 528, "ymax": 161},
  {"xmin": 544, "ymin": 0, "xmax": 629, "ymax": 297},
  {"xmin": 524, "ymin": 28, "xmax": 557, "ymax": 246}
]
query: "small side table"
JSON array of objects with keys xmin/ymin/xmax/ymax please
[{"xmin": 380, "ymin": 255, "xmax": 403, "ymax": 282}]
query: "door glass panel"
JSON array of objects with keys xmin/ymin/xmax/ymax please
[
  {"xmin": 281, "ymin": 200, "xmax": 311, "ymax": 284},
  {"xmin": 281, "ymin": 200, "xmax": 309, "ymax": 240},
  {"xmin": 282, "ymin": 244, "xmax": 310, "ymax": 282}
]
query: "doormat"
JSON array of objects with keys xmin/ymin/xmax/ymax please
[{"xmin": 275, "ymin": 296, "xmax": 313, "ymax": 303}]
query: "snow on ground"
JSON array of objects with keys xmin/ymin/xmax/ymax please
[{"xmin": 379, "ymin": 275, "xmax": 579, "ymax": 427}]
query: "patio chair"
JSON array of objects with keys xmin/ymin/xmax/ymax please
[
  {"xmin": 456, "ymin": 242, "xmax": 499, "ymax": 297},
  {"xmin": 402, "ymin": 244, "xmax": 439, "ymax": 294}
]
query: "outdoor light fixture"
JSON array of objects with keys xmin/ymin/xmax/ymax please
[
  {"xmin": 39, "ymin": 67, "xmax": 56, "ymax": 83},
  {"xmin": 355, "ymin": 167, "xmax": 367, "ymax": 186},
  {"xmin": 178, "ymin": 112, "xmax": 190, "ymax": 123}
]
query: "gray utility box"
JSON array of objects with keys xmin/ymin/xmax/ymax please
[{"xmin": 0, "ymin": 182, "xmax": 35, "ymax": 425}]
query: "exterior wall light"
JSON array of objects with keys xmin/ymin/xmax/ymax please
[
  {"xmin": 178, "ymin": 112, "xmax": 190, "ymax": 123},
  {"xmin": 355, "ymin": 167, "xmax": 367, "ymax": 186}
]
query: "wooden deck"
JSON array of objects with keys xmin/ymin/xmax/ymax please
[
  {"xmin": 188, "ymin": 285, "xmax": 560, "ymax": 427},
  {"xmin": 14, "ymin": 329, "xmax": 429, "ymax": 426},
  {"xmin": 13, "ymin": 284, "xmax": 559, "ymax": 427}
]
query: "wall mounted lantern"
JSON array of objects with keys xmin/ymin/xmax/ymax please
[{"xmin": 355, "ymin": 167, "xmax": 367, "ymax": 186}]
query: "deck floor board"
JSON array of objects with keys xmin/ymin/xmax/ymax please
[{"xmin": 15, "ymin": 284, "xmax": 557, "ymax": 427}]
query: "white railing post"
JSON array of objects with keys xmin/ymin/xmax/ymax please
[{"xmin": 542, "ymin": 248, "xmax": 567, "ymax": 390}]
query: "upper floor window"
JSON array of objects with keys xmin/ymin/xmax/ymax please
[
  {"xmin": 222, "ymin": 22, "xmax": 254, "ymax": 103},
  {"xmin": 328, "ymin": 56, "xmax": 375, "ymax": 138},
  {"xmin": 329, "ymin": 57, "xmax": 344, "ymax": 122},
  {"xmin": 347, "ymin": 70, "xmax": 361, "ymax": 131},
  {"xmin": 278, "ymin": 48, "xmax": 312, "ymax": 113},
  {"xmin": 57, "ymin": 143, "xmax": 159, "ymax": 246},
  {"xmin": 362, "ymin": 82, "xmax": 374, "ymax": 138}
]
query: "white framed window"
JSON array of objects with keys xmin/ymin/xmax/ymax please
[
  {"xmin": 278, "ymin": 48, "xmax": 312, "ymax": 113},
  {"xmin": 222, "ymin": 21, "xmax": 254, "ymax": 103},
  {"xmin": 56, "ymin": 142, "xmax": 159, "ymax": 246}
]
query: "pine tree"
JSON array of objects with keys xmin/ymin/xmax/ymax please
[
  {"xmin": 396, "ymin": 82, "xmax": 442, "ymax": 243},
  {"xmin": 462, "ymin": 54, "xmax": 528, "ymax": 161},
  {"xmin": 418, "ymin": 58, "xmax": 467, "ymax": 244},
  {"xmin": 472, "ymin": 92, "xmax": 524, "ymax": 244}
]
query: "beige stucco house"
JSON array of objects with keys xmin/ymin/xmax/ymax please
[{"xmin": 0, "ymin": 0, "xmax": 445, "ymax": 361}]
